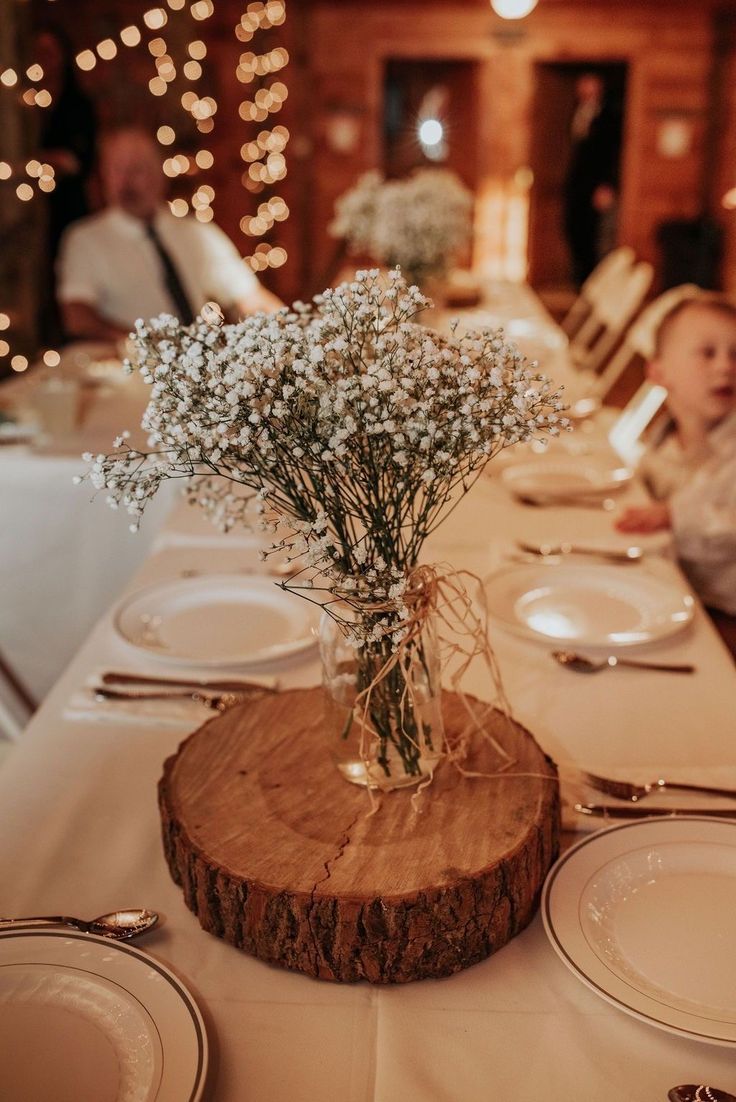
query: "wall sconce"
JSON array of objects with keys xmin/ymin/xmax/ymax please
[{"xmin": 491, "ymin": 0, "xmax": 538, "ymax": 18}]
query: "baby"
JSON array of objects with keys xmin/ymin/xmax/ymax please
[{"xmin": 615, "ymin": 293, "xmax": 736, "ymax": 615}]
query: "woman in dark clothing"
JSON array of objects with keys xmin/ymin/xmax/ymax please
[{"xmin": 34, "ymin": 26, "xmax": 97, "ymax": 342}]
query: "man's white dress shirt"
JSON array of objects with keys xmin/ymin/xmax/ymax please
[
  {"xmin": 57, "ymin": 206, "xmax": 259, "ymax": 329},
  {"xmin": 641, "ymin": 411, "xmax": 736, "ymax": 614}
]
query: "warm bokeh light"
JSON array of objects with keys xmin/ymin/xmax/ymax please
[
  {"xmin": 191, "ymin": 1, "xmax": 214, "ymax": 20},
  {"xmin": 26, "ymin": 160, "xmax": 42, "ymax": 177},
  {"xmin": 144, "ymin": 7, "xmax": 168, "ymax": 29},
  {"xmin": 0, "ymin": 163, "xmax": 11, "ymax": 180},
  {"xmin": 149, "ymin": 76, "xmax": 167, "ymax": 96},
  {"xmin": 76, "ymin": 50, "xmax": 96, "ymax": 71},
  {"xmin": 26, "ymin": 64, "xmax": 44, "ymax": 82},
  {"xmin": 169, "ymin": 198, "xmax": 189, "ymax": 216},
  {"xmin": 0, "ymin": 69, "xmax": 18, "ymax": 87},
  {"xmin": 11, "ymin": 355, "xmax": 29, "ymax": 373},
  {"xmin": 43, "ymin": 350, "xmax": 61, "ymax": 368},
  {"xmin": 183, "ymin": 60, "xmax": 202, "ymax": 80},
  {"xmin": 149, "ymin": 38, "xmax": 167, "ymax": 57},
  {"xmin": 157, "ymin": 125, "xmax": 176, "ymax": 145},
  {"xmin": 722, "ymin": 187, "xmax": 736, "ymax": 210},
  {"xmin": 34, "ymin": 89, "xmax": 53, "ymax": 108},
  {"xmin": 120, "ymin": 25, "xmax": 142, "ymax": 47},
  {"xmin": 97, "ymin": 39, "xmax": 118, "ymax": 60},
  {"xmin": 16, "ymin": 183, "xmax": 33, "ymax": 201},
  {"xmin": 188, "ymin": 40, "xmax": 207, "ymax": 59},
  {"xmin": 195, "ymin": 149, "xmax": 214, "ymax": 169},
  {"xmin": 0, "ymin": 314, "xmax": 10, "ymax": 330},
  {"xmin": 0, "ymin": 340, "xmax": 9, "ymax": 357}
]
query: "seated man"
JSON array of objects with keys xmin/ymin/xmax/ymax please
[{"xmin": 57, "ymin": 127, "xmax": 282, "ymax": 342}]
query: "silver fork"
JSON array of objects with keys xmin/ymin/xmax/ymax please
[
  {"xmin": 94, "ymin": 687, "xmax": 242, "ymax": 712},
  {"xmin": 583, "ymin": 769, "xmax": 736, "ymax": 803}
]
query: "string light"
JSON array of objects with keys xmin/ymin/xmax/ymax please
[
  {"xmin": 120, "ymin": 26, "xmax": 142, "ymax": 47},
  {"xmin": 2, "ymin": 0, "xmax": 290, "ymax": 364}
]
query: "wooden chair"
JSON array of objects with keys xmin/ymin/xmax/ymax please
[
  {"xmin": 560, "ymin": 246, "xmax": 636, "ymax": 339},
  {"xmin": 0, "ymin": 648, "xmax": 36, "ymax": 741},
  {"xmin": 589, "ymin": 283, "xmax": 700, "ymax": 400},
  {"xmin": 569, "ymin": 259, "xmax": 654, "ymax": 375}
]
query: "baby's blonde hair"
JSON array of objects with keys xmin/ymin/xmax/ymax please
[{"xmin": 655, "ymin": 292, "xmax": 736, "ymax": 356}]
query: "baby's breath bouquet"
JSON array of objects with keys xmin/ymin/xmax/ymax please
[
  {"xmin": 331, "ymin": 169, "xmax": 473, "ymax": 288},
  {"xmin": 86, "ymin": 270, "xmax": 565, "ymax": 789}
]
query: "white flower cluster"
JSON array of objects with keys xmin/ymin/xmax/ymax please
[
  {"xmin": 330, "ymin": 169, "xmax": 473, "ymax": 283},
  {"xmin": 83, "ymin": 269, "xmax": 566, "ymax": 640}
]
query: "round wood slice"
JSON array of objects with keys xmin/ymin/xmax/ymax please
[{"xmin": 159, "ymin": 687, "xmax": 559, "ymax": 984}]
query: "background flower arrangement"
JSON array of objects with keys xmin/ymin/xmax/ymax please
[
  {"xmin": 330, "ymin": 169, "xmax": 474, "ymax": 288},
  {"xmin": 85, "ymin": 269, "xmax": 565, "ymax": 786}
]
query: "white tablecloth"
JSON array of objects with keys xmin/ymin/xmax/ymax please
[
  {"xmin": 0, "ymin": 350, "xmax": 173, "ymax": 701},
  {"xmin": 1, "ymin": 293, "xmax": 735, "ymax": 1100}
]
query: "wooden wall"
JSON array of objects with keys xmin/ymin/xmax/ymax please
[
  {"xmin": 9, "ymin": 0, "xmax": 736, "ymax": 332},
  {"xmin": 300, "ymin": 0, "xmax": 729, "ymax": 295}
]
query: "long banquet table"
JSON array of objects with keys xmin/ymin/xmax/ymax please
[{"xmin": 1, "ymin": 286, "xmax": 736, "ymax": 1100}]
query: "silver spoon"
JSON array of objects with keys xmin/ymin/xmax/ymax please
[
  {"xmin": 0, "ymin": 908, "xmax": 159, "ymax": 940},
  {"xmin": 553, "ymin": 650, "xmax": 695, "ymax": 674},
  {"xmin": 669, "ymin": 1087, "xmax": 736, "ymax": 1102}
]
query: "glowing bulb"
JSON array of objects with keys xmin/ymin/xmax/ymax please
[
  {"xmin": 490, "ymin": 0, "xmax": 538, "ymax": 16},
  {"xmin": 120, "ymin": 26, "xmax": 142, "ymax": 47},
  {"xmin": 144, "ymin": 8, "xmax": 168, "ymax": 29},
  {"xmin": 418, "ymin": 118, "xmax": 443, "ymax": 146},
  {"xmin": 76, "ymin": 50, "xmax": 96, "ymax": 71}
]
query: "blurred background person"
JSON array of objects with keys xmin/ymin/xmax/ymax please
[
  {"xmin": 563, "ymin": 72, "xmax": 622, "ymax": 287},
  {"xmin": 35, "ymin": 24, "xmax": 97, "ymax": 343},
  {"xmin": 57, "ymin": 128, "xmax": 282, "ymax": 343}
]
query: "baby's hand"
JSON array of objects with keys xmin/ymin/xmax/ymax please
[{"xmin": 615, "ymin": 503, "xmax": 671, "ymax": 533}]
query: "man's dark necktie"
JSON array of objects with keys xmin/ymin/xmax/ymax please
[{"xmin": 145, "ymin": 221, "xmax": 195, "ymax": 325}]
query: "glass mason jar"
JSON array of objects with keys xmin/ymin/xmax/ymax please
[{"xmin": 319, "ymin": 605, "xmax": 445, "ymax": 790}]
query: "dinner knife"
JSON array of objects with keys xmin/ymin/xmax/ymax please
[
  {"xmin": 576, "ymin": 802, "xmax": 736, "ymax": 820},
  {"xmin": 101, "ymin": 671, "xmax": 277, "ymax": 692}
]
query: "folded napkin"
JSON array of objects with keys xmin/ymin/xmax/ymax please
[{"xmin": 64, "ymin": 670, "xmax": 278, "ymax": 728}]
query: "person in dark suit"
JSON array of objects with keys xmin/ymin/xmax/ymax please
[{"xmin": 563, "ymin": 73, "xmax": 621, "ymax": 287}]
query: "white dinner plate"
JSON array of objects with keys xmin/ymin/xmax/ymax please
[
  {"xmin": 484, "ymin": 563, "xmax": 693, "ymax": 647},
  {"xmin": 113, "ymin": 573, "xmax": 318, "ymax": 666},
  {"xmin": 542, "ymin": 818, "xmax": 736, "ymax": 1046},
  {"xmin": 0, "ymin": 929, "xmax": 208, "ymax": 1100},
  {"xmin": 501, "ymin": 457, "xmax": 632, "ymax": 498}
]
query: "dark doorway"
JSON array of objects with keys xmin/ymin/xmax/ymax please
[
  {"xmin": 382, "ymin": 58, "xmax": 480, "ymax": 190},
  {"xmin": 528, "ymin": 61, "xmax": 628, "ymax": 290}
]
